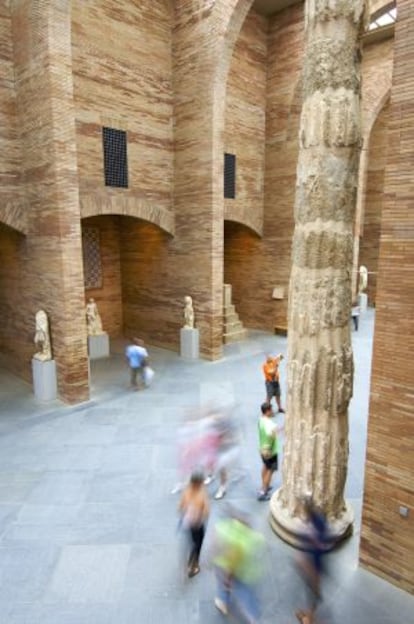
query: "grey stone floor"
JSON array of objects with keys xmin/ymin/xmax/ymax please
[{"xmin": 0, "ymin": 309, "xmax": 413, "ymax": 623}]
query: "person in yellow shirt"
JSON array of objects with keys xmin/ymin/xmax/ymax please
[
  {"xmin": 212, "ymin": 508, "xmax": 265, "ymax": 622},
  {"xmin": 262, "ymin": 353, "xmax": 285, "ymax": 413}
]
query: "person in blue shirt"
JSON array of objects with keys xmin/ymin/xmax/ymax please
[{"xmin": 125, "ymin": 337, "xmax": 149, "ymax": 390}]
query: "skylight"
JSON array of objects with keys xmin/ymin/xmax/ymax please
[{"xmin": 368, "ymin": 4, "xmax": 397, "ymax": 31}]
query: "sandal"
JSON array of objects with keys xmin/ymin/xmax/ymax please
[{"xmin": 188, "ymin": 565, "xmax": 200, "ymax": 578}]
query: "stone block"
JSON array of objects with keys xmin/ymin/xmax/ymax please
[
  {"xmin": 358, "ymin": 293, "xmax": 368, "ymax": 313},
  {"xmin": 88, "ymin": 333, "xmax": 110, "ymax": 360},
  {"xmin": 272, "ymin": 286, "xmax": 285, "ymax": 299},
  {"xmin": 32, "ymin": 358, "xmax": 57, "ymax": 402},
  {"xmin": 180, "ymin": 328, "xmax": 199, "ymax": 359}
]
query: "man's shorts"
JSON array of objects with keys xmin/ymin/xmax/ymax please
[
  {"xmin": 265, "ymin": 380, "xmax": 280, "ymax": 398},
  {"xmin": 260, "ymin": 453, "xmax": 278, "ymax": 471}
]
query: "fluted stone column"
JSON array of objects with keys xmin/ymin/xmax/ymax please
[{"xmin": 270, "ymin": 0, "xmax": 367, "ymax": 545}]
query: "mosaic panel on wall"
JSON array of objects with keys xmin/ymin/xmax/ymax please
[{"xmin": 82, "ymin": 227, "xmax": 102, "ymax": 289}]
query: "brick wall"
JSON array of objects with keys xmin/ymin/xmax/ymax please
[
  {"xmin": 70, "ymin": 0, "xmax": 256, "ymax": 359},
  {"xmin": 0, "ymin": 1, "xmax": 24, "ymax": 233},
  {"xmin": 120, "ymin": 218, "xmax": 177, "ymax": 349},
  {"xmin": 71, "ymin": 0, "xmax": 174, "ymax": 213},
  {"xmin": 225, "ymin": 4, "xmax": 304, "ymax": 331},
  {"xmin": 71, "ymin": 0, "xmax": 175, "ymax": 355},
  {"xmin": 359, "ymin": 101, "xmax": 390, "ymax": 305},
  {"xmin": 360, "ymin": 0, "xmax": 414, "ymax": 594},
  {"xmin": 361, "ymin": 37, "xmax": 394, "ymax": 133},
  {"xmin": 0, "ymin": 3, "xmax": 23, "ymax": 371},
  {"xmin": 224, "ymin": 10, "xmax": 267, "ymax": 235},
  {"xmin": 354, "ymin": 36, "xmax": 393, "ymax": 297}
]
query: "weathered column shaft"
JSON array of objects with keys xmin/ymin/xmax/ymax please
[{"xmin": 270, "ymin": 0, "xmax": 367, "ymax": 544}]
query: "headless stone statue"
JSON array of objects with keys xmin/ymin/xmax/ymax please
[
  {"xmin": 33, "ymin": 309, "xmax": 52, "ymax": 361},
  {"xmin": 183, "ymin": 296, "xmax": 195, "ymax": 329},
  {"xmin": 85, "ymin": 298, "xmax": 103, "ymax": 336}
]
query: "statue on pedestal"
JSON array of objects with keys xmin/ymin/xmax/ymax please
[
  {"xmin": 358, "ymin": 265, "xmax": 368, "ymax": 294},
  {"xmin": 33, "ymin": 310, "xmax": 52, "ymax": 361},
  {"xmin": 183, "ymin": 296, "xmax": 195, "ymax": 329},
  {"xmin": 85, "ymin": 298, "xmax": 103, "ymax": 336}
]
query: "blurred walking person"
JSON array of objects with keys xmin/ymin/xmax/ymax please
[
  {"xmin": 125, "ymin": 337, "xmax": 149, "ymax": 390},
  {"xmin": 212, "ymin": 507, "xmax": 265, "ymax": 623},
  {"xmin": 178, "ymin": 471, "xmax": 210, "ymax": 578},
  {"xmin": 211, "ymin": 409, "xmax": 244, "ymax": 500},
  {"xmin": 171, "ymin": 408, "xmax": 220, "ymax": 494},
  {"xmin": 295, "ymin": 498, "xmax": 331, "ymax": 624}
]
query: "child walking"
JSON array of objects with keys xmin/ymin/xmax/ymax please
[{"xmin": 178, "ymin": 471, "xmax": 210, "ymax": 578}]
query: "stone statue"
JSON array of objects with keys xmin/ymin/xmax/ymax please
[
  {"xmin": 33, "ymin": 309, "xmax": 52, "ymax": 361},
  {"xmin": 358, "ymin": 265, "xmax": 368, "ymax": 294},
  {"xmin": 183, "ymin": 296, "xmax": 195, "ymax": 329},
  {"xmin": 85, "ymin": 298, "xmax": 103, "ymax": 336}
]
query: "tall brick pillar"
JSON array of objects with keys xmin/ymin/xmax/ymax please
[
  {"xmin": 12, "ymin": 1, "xmax": 89, "ymax": 403},
  {"xmin": 172, "ymin": 0, "xmax": 253, "ymax": 359}
]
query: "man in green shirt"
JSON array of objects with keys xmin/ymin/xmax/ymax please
[{"xmin": 257, "ymin": 402, "xmax": 283, "ymax": 501}]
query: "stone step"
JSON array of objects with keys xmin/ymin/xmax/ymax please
[
  {"xmin": 223, "ymin": 311, "xmax": 239, "ymax": 324},
  {"xmin": 224, "ymin": 319, "xmax": 243, "ymax": 331},
  {"xmin": 223, "ymin": 329, "xmax": 248, "ymax": 344},
  {"xmin": 222, "ymin": 285, "xmax": 246, "ymax": 344},
  {"xmin": 223, "ymin": 303, "xmax": 236, "ymax": 315}
]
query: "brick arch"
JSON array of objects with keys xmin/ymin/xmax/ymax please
[
  {"xmin": 214, "ymin": 0, "xmax": 256, "ymax": 77},
  {"xmin": 364, "ymin": 87, "xmax": 391, "ymax": 146},
  {"xmin": 224, "ymin": 210, "xmax": 262, "ymax": 237},
  {"xmin": 209, "ymin": 0, "xmax": 256, "ymax": 135},
  {"xmin": 353, "ymin": 87, "xmax": 392, "ymax": 294},
  {"xmin": 0, "ymin": 201, "xmax": 28, "ymax": 235},
  {"xmin": 80, "ymin": 192, "xmax": 175, "ymax": 236},
  {"xmin": 218, "ymin": 0, "xmax": 262, "ymax": 237},
  {"xmin": 357, "ymin": 86, "xmax": 392, "ymax": 228}
]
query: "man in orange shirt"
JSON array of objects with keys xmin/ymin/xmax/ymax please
[{"xmin": 262, "ymin": 354, "xmax": 285, "ymax": 413}]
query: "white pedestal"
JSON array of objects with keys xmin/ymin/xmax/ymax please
[
  {"xmin": 32, "ymin": 358, "xmax": 57, "ymax": 401},
  {"xmin": 88, "ymin": 333, "xmax": 110, "ymax": 360},
  {"xmin": 180, "ymin": 328, "xmax": 199, "ymax": 359},
  {"xmin": 358, "ymin": 293, "xmax": 368, "ymax": 313}
]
